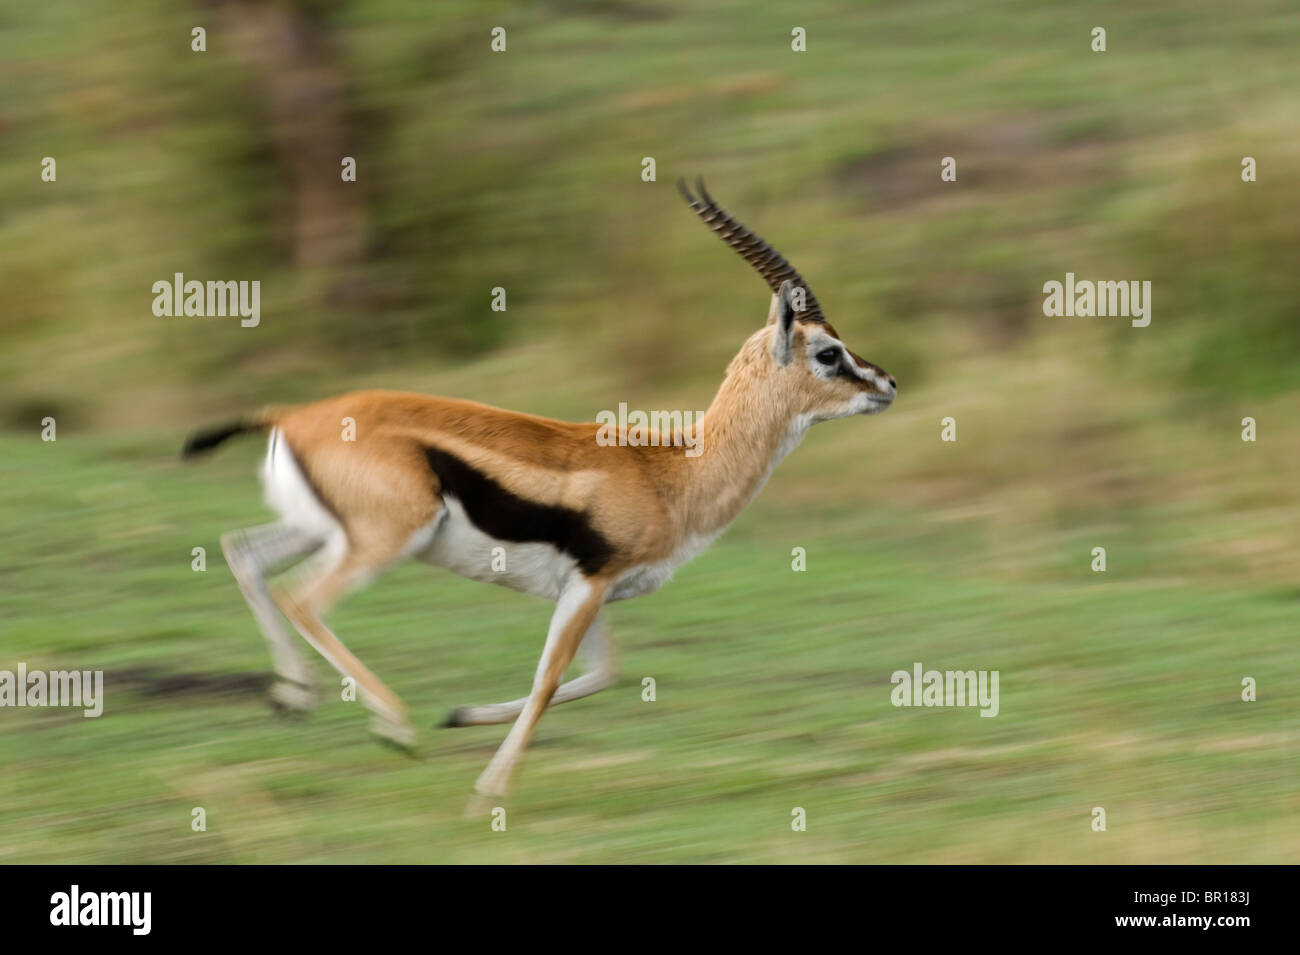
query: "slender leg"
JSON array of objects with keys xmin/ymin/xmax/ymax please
[
  {"xmin": 273, "ymin": 544, "xmax": 416, "ymax": 747},
  {"xmin": 222, "ymin": 522, "xmax": 322, "ymax": 710},
  {"xmin": 472, "ymin": 575, "xmax": 609, "ymax": 802},
  {"xmin": 442, "ymin": 611, "xmax": 614, "ymax": 727}
]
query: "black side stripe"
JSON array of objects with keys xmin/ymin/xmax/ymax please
[{"xmin": 424, "ymin": 446, "xmax": 613, "ymax": 576}]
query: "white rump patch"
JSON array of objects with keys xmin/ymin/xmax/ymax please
[{"xmin": 260, "ymin": 428, "xmax": 345, "ymax": 546}]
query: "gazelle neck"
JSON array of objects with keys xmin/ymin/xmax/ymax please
[{"xmin": 678, "ymin": 340, "xmax": 808, "ymax": 537}]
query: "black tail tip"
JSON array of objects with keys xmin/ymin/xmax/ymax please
[{"xmin": 180, "ymin": 421, "xmax": 252, "ymax": 460}]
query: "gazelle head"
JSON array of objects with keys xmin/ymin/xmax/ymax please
[{"xmin": 679, "ymin": 179, "xmax": 896, "ymax": 422}]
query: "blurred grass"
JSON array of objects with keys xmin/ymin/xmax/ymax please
[
  {"xmin": 1, "ymin": 0, "xmax": 1299, "ymax": 861},
  {"xmin": 4, "ymin": 0, "xmax": 1300, "ymax": 420},
  {"xmin": 0, "ymin": 424, "xmax": 1295, "ymax": 863}
]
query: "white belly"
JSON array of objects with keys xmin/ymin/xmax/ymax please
[
  {"xmin": 609, "ymin": 530, "xmax": 721, "ymax": 601},
  {"xmin": 416, "ymin": 499, "xmax": 723, "ymax": 604},
  {"xmin": 415, "ymin": 496, "xmax": 577, "ymax": 601}
]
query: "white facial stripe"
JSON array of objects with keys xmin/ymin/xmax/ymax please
[
  {"xmin": 805, "ymin": 332, "xmax": 894, "ymax": 399},
  {"xmin": 844, "ymin": 355, "xmax": 872, "ymax": 381},
  {"xmin": 837, "ymin": 346, "xmax": 876, "ymax": 382},
  {"xmin": 808, "ymin": 334, "xmax": 869, "ymax": 382}
]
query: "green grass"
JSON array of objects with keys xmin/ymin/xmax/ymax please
[{"xmin": 1, "ymin": 433, "xmax": 1294, "ymax": 863}]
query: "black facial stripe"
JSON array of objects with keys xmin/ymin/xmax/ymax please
[{"xmin": 424, "ymin": 446, "xmax": 613, "ymax": 575}]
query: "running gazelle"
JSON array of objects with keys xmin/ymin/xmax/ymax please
[{"xmin": 184, "ymin": 180, "xmax": 896, "ymax": 801}]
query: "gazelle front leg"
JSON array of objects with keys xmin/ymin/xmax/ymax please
[
  {"xmin": 442, "ymin": 610, "xmax": 614, "ymax": 727},
  {"xmin": 471, "ymin": 575, "xmax": 609, "ymax": 803}
]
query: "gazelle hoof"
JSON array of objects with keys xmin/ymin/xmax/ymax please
[
  {"xmin": 269, "ymin": 680, "xmax": 317, "ymax": 713},
  {"xmin": 370, "ymin": 715, "xmax": 417, "ymax": 750},
  {"xmin": 463, "ymin": 792, "xmax": 499, "ymax": 820}
]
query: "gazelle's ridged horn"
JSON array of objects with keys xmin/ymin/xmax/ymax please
[{"xmin": 677, "ymin": 177, "xmax": 824, "ymax": 322}]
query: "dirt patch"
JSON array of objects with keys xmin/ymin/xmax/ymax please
[{"xmin": 111, "ymin": 665, "xmax": 271, "ymax": 701}]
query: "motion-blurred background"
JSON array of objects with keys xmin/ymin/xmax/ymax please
[{"xmin": 1, "ymin": 1, "xmax": 1296, "ymax": 862}]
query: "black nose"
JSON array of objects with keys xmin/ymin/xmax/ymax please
[{"xmin": 887, "ymin": 376, "xmax": 896, "ymax": 389}]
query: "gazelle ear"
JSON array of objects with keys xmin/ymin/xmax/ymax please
[{"xmin": 768, "ymin": 279, "xmax": 798, "ymax": 365}]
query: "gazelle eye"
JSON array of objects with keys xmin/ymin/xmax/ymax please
[{"xmin": 815, "ymin": 348, "xmax": 839, "ymax": 367}]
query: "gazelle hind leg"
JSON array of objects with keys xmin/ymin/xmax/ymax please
[
  {"xmin": 273, "ymin": 532, "xmax": 428, "ymax": 748},
  {"xmin": 442, "ymin": 611, "xmax": 615, "ymax": 727},
  {"xmin": 471, "ymin": 575, "xmax": 609, "ymax": 805},
  {"xmin": 222, "ymin": 521, "xmax": 323, "ymax": 711},
  {"xmin": 262, "ymin": 433, "xmax": 444, "ymax": 747}
]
